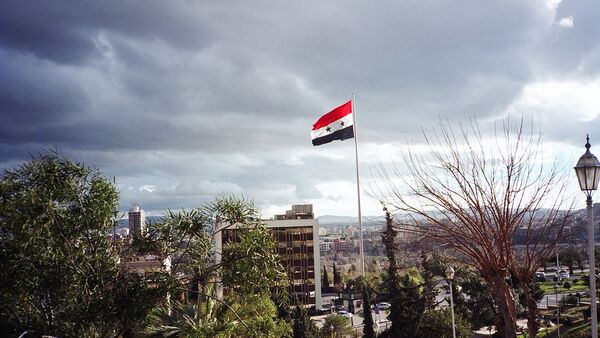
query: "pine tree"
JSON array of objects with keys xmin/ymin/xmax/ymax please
[
  {"xmin": 362, "ymin": 285, "xmax": 376, "ymax": 338},
  {"xmin": 382, "ymin": 206, "xmax": 401, "ymax": 337},
  {"xmin": 292, "ymin": 305, "xmax": 319, "ymax": 338},
  {"xmin": 333, "ymin": 263, "xmax": 342, "ymax": 291},
  {"xmin": 380, "ymin": 207, "xmax": 426, "ymax": 338},
  {"xmin": 322, "ymin": 266, "xmax": 330, "ymax": 291}
]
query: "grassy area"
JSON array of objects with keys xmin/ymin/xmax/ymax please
[
  {"xmin": 518, "ymin": 327, "xmax": 553, "ymax": 337},
  {"xmin": 538, "ymin": 280, "xmax": 587, "ymax": 293}
]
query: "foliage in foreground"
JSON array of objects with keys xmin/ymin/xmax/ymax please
[
  {"xmin": 141, "ymin": 197, "xmax": 291, "ymax": 337},
  {"xmin": 0, "ymin": 153, "xmax": 165, "ymax": 337},
  {"xmin": 320, "ymin": 315, "xmax": 354, "ymax": 338},
  {"xmin": 418, "ymin": 308, "xmax": 473, "ymax": 338},
  {"xmin": 292, "ymin": 304, "xmax": 319, "ymax": 338},
  {"xmin": 362, "ymin": 285, "xmax": 376, "ymax": 338},
  {"xmin": 0, "ymin": 153, "xmax": 292, "ymax": 338}
]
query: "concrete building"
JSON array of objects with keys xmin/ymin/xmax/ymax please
[
  {"xmin": 121, "ymin": 205, "xmax": 170, "ymax": 279},
  {"xmin": 275, "ymin": 203, "xmax": 314, "ymax": 220},
  {"xmin": 128, "ymin": 205, "xmax": 145, "ymax": 236},
  {"xmin": 320, "ymin": 241, "xmax": 332, "ymax": 254},
  {"xmin": 121, "ymin": 254, "xmax": 171, "ymax": 279},
  {"xmin": 332, "ymin": 238, "xmax": 355, "ymax": 253},
  {"xmin": 217, "ymin": 204, "xmax": 322, "ymax": 309},
  {"xmin": 264, "ymin": 218, "xmax": 321, "ymax": 309}
]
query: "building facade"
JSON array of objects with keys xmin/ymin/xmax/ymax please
[
  {"xmin": 217, "ymin": 204, "xmax": 322, "ymax": 309},
  {"xmin": 264, "ymin": 218, "xmax": 321, "ymax": 309},
  {"xmin": 128, "ymin": 205, "xmax": 145, "ymax": 236}
]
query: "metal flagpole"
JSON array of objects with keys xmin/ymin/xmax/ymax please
[{"xmin": 351, "ymin": 93, "xmax": 366, "ymax": 277}]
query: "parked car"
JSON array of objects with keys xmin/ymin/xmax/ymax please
[
  {"xmin": 377, "ymin": 302, "xmax": 391, "ymax": 310},
  {"xmin": 535, "ymin": 272, "xmax": 546, "ymax": 282},
  {"xmin": 559, "ymin": 270, "xmax": 570, "ymax": 279},
  {"xmin": 336, "ymin": 310, "xmax": 353, "ymax": 318}
]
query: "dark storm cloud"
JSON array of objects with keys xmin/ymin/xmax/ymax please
[
  {"xmin": 0, "ymin": 0, "xmax": 213, "ymax": 64},
  {"xmin": 1, "ymin": 0, "xmax": 599, "ymax": 216},
  {"xmin": 0, "ymin": 50, "xmax": 89, "ymax": 147}
]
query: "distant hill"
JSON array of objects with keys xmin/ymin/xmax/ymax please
[
  {"xmin": 317, "ymin": 215, "xmax": 386, "ymax": 227},
  {"xmin": 317, "ymin": 215, "xmax": 358, "ymax": 224}
]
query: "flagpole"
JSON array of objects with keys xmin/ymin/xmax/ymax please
[{"xmin": 352, "ymin": 93, "xmax": 366, "ymax": 278}]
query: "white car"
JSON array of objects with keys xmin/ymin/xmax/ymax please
[
  {"xmin": 336, "ymin": 310, "xmax": 353, "ymax": 318},
  {"xmin": 377, "ymin": 302, "xmax": 391, "ymax": 310},
  {"xmin": 558, "ymin": 270, "xmax": 570, "ymax": 279}
]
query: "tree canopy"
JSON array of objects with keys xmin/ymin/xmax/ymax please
[
  {"xmin": 0, "ymin": 153, "xmax": 162, "ymax": 337},
  {"xmin": 0, "ymin": 153, "xmax": 293, "ymax": 337},
  {"xmin": 378, "ymin": 119, "xmax": 573, "ymax": 338}
]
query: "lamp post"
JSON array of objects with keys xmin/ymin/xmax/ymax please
[
  {"xmin": 574, "ymin": 135, "xmax": 600, "ymax": 338},
  {"xmin": 554, "ymin": 283, "xmax": 561, "ymax": 338},
  {"xmin": 446, "ymin": 266, "xmax": 457, "ymax": 338}
]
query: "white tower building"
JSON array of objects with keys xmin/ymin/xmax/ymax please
[{"xmin": 128, "ymin": 205, "xmax": 146, "ymax": 236}]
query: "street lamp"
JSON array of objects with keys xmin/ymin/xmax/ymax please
[
  {"xmin": 446, "ymin": 266, "xmax": 457, "ymax": 338},
  {"xmin": 554, "ymin": 283, "xmax": 561, "ymax": 338},
  {"xmin": 574, "ymin": 135, "xmax": 600, "ymax": 338}
]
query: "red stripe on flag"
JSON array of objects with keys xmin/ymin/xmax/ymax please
[{"xmin": 312, "ymin": 100, "xmax": 353, "ymax": 131}]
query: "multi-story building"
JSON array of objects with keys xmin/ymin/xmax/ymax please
[
  {"xmin": 217, "ymin": 204, "xmax": 322, "ymax": 309},
  {"xmin": 319, "ymin": 241, "xmax": 332, "ymax": 254},
  {"xmin": 128, "ymin": 205, "xmax": 146, "ymax": 236},
  {"xmin": 332, "ymin": 238, "xmax": 355, "ymax": 253},
  {"xmin": 121, "ymin": 205, "xmax": 170, "ymax": 278}
]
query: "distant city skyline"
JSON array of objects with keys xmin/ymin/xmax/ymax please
[{"xmin": 1, "ymin": 1, "xmax": 599, "ymax": 217}]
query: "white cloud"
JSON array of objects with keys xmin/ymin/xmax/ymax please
[
  {"xmin": 545, "ymin": 0, "xmax": 562, "ymax": 11},
  {"xmin": 310, "ymin": 181, "xmax": 381, "ymax": 216},
  {"xmin": 557, "ymin": 16, "xmax": 574, "ymax": 28},
  {"xmin": 508, "ymin": 78, "xmax": 600, "ymax": 122},
  {"xmin": 139, "ymin": 185, "xmax": 156, "ymax": 193}
]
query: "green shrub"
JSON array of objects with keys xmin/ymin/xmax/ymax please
[{"xmin": 564, "ymin": 294, "xmax": 578, "ymax": 306}]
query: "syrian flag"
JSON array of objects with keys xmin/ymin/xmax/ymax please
[{"xmin": 311, "ymin": 100, "xmax": 354, "ymax": 146}]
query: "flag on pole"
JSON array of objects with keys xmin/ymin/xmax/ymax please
[{"xmin": 311, "ymin": 100, "xmax": 354, "ymax": 146}]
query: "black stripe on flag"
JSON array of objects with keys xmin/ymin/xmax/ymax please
[{"xmin": 312, "ymin": 125, "xmax": 355, "ymax": 146}]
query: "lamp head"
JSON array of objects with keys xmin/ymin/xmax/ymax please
[
  {"xmin": 445, "ymin": 266, "xmax": 455, "ymax": 281},
  {"xmin": 574, "ymin": 135, "xmax": 600, "ymax": 193}
]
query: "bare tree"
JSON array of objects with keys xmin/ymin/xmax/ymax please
[{"xmin": 376, "ymin": 119, "xmax": 572, "ymax": 338}]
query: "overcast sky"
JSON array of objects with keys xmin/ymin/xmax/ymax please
[{"xmin": 1, "ymin": 0, "xmax": 599, "ymax": 218}]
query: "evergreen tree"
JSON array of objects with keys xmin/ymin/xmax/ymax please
[
  {"xmin": 559, "ymin": 247, "xmax": 583, "ymax": 275},
  {"xmin": 380, "ymin": 207, "xmax": 426, "ymax": 338},
  {"xmin": 323, "ymin": 266, "xmax": 330, "ymax": 291},
  {"xmin": 292, "ymin": 305, "xmax": 319, "ymax": 338},
  {"xmin": 333, "ymin": 263, "xmax": 342, "ymax": 291},
  {"xmin": 362, "ymin": 285, "xmax": 376, "ymax": 338},
  {"xmin": 418, "ymin": 308, "xmax": 472, "ymax": 338},
  {"xmin": 320, "ymin": 315, "xmax": 353, "ymax": 338},
  {"xmin": 381, "ymin": 206, "xmax": 401, "ymax": 337},
  {"xmin": 462, "ymin": 274, "xmax": 495, "ymax": 330},
  {"xmin": 397, "ymin": 273, "xmax": 426, "ymax": 337}
]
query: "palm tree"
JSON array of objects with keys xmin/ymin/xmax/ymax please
[{"xmin": 146, "ymin": 299, "xmax": 234, "ymax": 338}]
